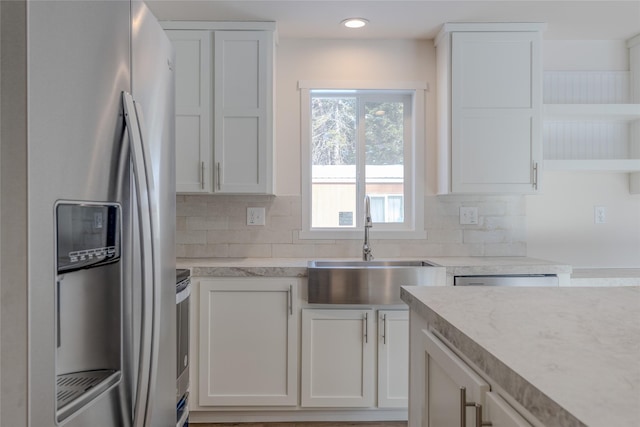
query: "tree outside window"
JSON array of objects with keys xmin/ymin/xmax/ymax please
[{"xmin": 309, "ymin": 90, "xmax": 410, "ymax": 229}]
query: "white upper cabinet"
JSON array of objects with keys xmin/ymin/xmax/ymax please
[
  {"xmin": 214, "ymin": 30, "xmax": 273, "ymax": 194},
  {"xmin": 167, "ymin": 30, "xmax": 212, "ymax": 193},
  {"xmin": 377, "ymin": 310, "xmax": 409, "ymax": 408},
  {"xmin": 164, "ymin": 22, "xmax": 275, "ymax": 194},
  {"xmin": 436, "ymin": 23, "xmax": 545, "ymax": 194}
]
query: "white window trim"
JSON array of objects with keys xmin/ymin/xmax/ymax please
[{"xmin": 299, "ymin": 81, "xmax": 426, "ymax": 240}]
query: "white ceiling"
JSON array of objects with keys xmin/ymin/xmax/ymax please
[{"xmin": 147, "ymin": 0, "xmax": 640, "ymax": 41}]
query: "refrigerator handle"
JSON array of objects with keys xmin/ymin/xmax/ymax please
[{"xmin": 123, "ymin": 92, "xmax": 160, "ymax": 427}]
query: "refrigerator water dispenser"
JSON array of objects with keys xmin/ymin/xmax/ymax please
[{"xmin": 55, "ymin": 202, "xmax": 122, "ymax": 423}]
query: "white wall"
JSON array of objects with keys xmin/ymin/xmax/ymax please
[
  {"xmin": 544, "ymin": 40, "xmax": 628, "ymax": 71},
  {"xmin": 526, "ymin": 40, "xmax": 640, "ymax": 268},
  {"xmin": 527, "ymin": 172, "xmax": 640, "ymax": 267},
  {"xmin": 274, "ymin": 38, "xmax": 437, "ymax": 195}
]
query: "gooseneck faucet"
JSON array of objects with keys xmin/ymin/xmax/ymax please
[{"xmin": 363, "ymin": 195, "xmax": 374, "ymax": 261}]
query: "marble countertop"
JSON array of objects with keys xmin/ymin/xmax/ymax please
[
  {"xmin": 571, "ymin": 268, "xmax": 640, "ymax": 286},
  {"xmin": 400, "ymin": 286, "xmax": 640, "ymax": 427},
  {"xmin": 177, "ymin": 256, "xmax": 571, "ymax": 280}
]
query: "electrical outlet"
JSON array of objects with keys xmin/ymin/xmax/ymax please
[
  {"xmin": 594, "ymin": 206, "xmax": 606, "ymax": 224},
  {"xmin": 460, "ymin": 207, "xmax": 478, "ymax": 225},
  {"xmin": 247, "ymin": 207, "xmax": 266, "ymax": 226}
]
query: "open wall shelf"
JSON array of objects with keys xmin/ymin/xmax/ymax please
[{"xmin": 542, "ymin": 71, "xmax": 640, "ymax": 174}]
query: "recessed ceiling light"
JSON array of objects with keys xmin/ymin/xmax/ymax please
[{"xmin": 342, "ymin": 18, "xmax": 368, "ymax": 29}]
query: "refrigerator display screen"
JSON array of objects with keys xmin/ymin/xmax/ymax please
[{"xmin": 56, "ymin": 202, "xmax": 121, "ymax": 273}]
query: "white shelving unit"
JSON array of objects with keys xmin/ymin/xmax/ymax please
[
  {"xmin": 542, "ymin": 70, "xmax": 640, "ymax": 174},
  {"xmin": 544, "ymin": 104, "xmax": 640, "ymax": 121}
]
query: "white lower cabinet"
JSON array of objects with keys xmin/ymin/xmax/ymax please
[
  {"xmin": 198, "ymin": 278, "xmax": 298, "ymax": 406},
  {"xmin": 419, "ymin": 328, "xmax": 532, "ymax": 427},
  {"xmin": 484, "ymin": 392, "xmax": 533, "ymax": 427},
  {"xmin": 301, "ymin": 308, "xmax": 375, "ymax": 407},
  {"xmin": 377, "ymin": 310, "xmax": 409, "ymax": 408},
  {"xmin": 301, "ymin": 308, "xmax": 409, "ymax": 408}
]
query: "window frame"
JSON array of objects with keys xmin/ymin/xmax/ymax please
[{"xmin": 299, "ymin": 81, "xmax": 427, "ymax": 240}]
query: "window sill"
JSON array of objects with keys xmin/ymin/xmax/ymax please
[{"xmin": 298, "ymin": 229, "xmax": 427, "ymax": 240}]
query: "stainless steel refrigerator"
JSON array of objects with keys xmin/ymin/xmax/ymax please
[{"xmin": 0, "ymin": 1, "xmax": 176, "ymax": 426}]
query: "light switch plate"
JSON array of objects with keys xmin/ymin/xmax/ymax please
[
  {"xmin": 247, "ymin": 207, "xmax": 266, "ymax": 226},
  {"xmin": 460, "ymin": 207, "xmax": 479, "ymax": 225}
]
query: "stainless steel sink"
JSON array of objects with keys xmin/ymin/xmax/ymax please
[
  {"xmin": 307, "ymin": 260, "xmax": 441, "ymax": 304},
  {"xmin": 309, "ymin": 260, "xmax": 434, "ymax": 268}
]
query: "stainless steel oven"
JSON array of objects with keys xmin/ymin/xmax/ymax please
[{"xmin": 176, "ymin": 269, "xmax": 190, "ymax": 427}]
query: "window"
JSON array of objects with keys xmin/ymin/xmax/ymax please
[{"xmin": 300, "ymin": 82, "xmax": 426, "ymax": 239}]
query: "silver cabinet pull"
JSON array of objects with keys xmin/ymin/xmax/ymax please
[
  {"xmin": 475, "ymin": 402, "xmax": 492, "ymax": 427},
  {"xmin": 216, "ymin": 162, "xmax": 221, "ymax": 191},
  {"xmin": 364, "ymin": 312, "xmax": 369, "ymax": 344},
  {"xmin": 382, "ymin": 314, "xmax": 387, "ymax": 345},
  {"xmin": 288, "ymin": 285, "xmax": 293, "ymax": 316},
  {"xmin": 460, "ymin": 387, "xmax": 471, "ymax": 427},
  {"xmin": 533, "ymin": 162, "xmax": 539, "ymax": 190},
  {"xmin": 200, "ymin": 161, "xmax": 205, "ymax": 190},
  {"xmin": 460, "ymin": 387, "xmax": 492, "ymax": 427}
]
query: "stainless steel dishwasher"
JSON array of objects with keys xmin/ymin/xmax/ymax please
[{"xmin": 454, "ymin": 274, "xmax": 559, "ymax": 286}]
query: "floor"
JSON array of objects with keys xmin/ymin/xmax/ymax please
[{"xmin": 195, "ymin": 423, "xmax": 407, "ymax": 427}]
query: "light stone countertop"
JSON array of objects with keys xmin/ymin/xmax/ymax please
[
  {"xmin": 176, "ymin": 258, "xmax": 310, "ymax": 278},
  {"xmin": 177, "ymin": 256, "xmax": 571, "ymax": 281},
  {"xmin": 571, "ymin": 268, "xmax": 640, "ymax": 286},
  {"xmin": 400, "ymin": 286, "xmax": 640, "ymax": 427}
]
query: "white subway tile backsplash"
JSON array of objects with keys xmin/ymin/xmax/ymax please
[
  {"xmin": 464, "ymin": 229, "xmax": 508, "ymax": 244},
  {"xmin": 182, "ymin": 244, "xmax": 229, "ymax": 258},
  {"xmin": 483, "ymin": 242, "xmax": 527, "ymax": 257},
  {"xmin": 228, "ymin": 244, "xmax": 272, "ymax": 258},
  {"xmin": 176, "ymin": 230, "xmax": 207, "ymax": 245},
  {"xmin": 272, "ymin": 243, "xmax": 318, "ymax": 258},
  {"xmin": 176, "ymin": 216, "xmax": 187, "ymax": 231},
  {"xmin": 176, "ymin": 194, "xmax": 527, "ymax": 258}
]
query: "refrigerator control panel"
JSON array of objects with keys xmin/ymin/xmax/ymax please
[{"xmin": 56, "ymin": 202, "xmax": 121, "ymax": 273}]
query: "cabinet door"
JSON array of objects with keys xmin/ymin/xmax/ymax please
[
  {"xmin": 301, "ymin": 309, "xmax": 374, "ymax": 407},
  {"xmin": 422, "ymin": 329, "xmax": 490, "ymax": 427},
  {"xmin": 167, "ymin": 30, "xmax": 212, "ymax": 193},
  {"xmin": 198, "ymin": 278, "xmax": 297, "ymax": 406},
  {"xmin": 484, "ymin": 392, "xmax": 532, "ymax": 427},
  {"xmin": 451, "ymin": 31, "xmax": 542, "ymax": 193},
  {"xmin": 214, "ymin": 31, "xmax": 273, "ymax": 194},
  {"xmin": 378, "ymin": 310, "xmax": 409, "ymax": 408}
]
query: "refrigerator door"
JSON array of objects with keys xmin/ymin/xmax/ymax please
[
  {"xmin": 26, "ymin": 1, "xmax": 132, "ymax": 426},
  {"xmin": 131, "ymin": 2, "xmax": 177, "ymax": 426},
  {"xmin": 22, "ymin": 1, "xmax": 175, "ymax": 426}
]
